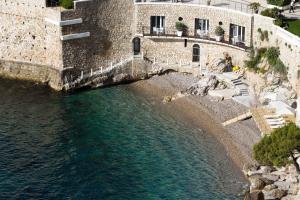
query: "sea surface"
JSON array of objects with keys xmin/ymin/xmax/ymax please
[{"xmin": 0, "ymin": 79, "xmax": 247, "ymax": 200}]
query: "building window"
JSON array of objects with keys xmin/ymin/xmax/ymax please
[
  {"xmin": 230, "ymin": 24, "xmax": 245, "ymax": 44},
  {"xmin": 195, "ymin": 19, "xmax": 209, "ymax": 37},
  {"xmin": 150, "ymin": 16, "xmax": 165, "ymax": 34},
  {"xmin": 192, "ymin": 44, "xmax": 200, "ymax": 62},
  {"xmin": 132, "ymin": 37, "xmax": 141, "ymax": 55}
]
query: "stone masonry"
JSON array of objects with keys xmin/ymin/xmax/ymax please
[{"xmin": 1, "ymin": 1, "xmax": 300, "ymax": 91}]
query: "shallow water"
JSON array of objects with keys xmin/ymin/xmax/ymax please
[{"xmin": 0, "ymin": 79, "xmax": 246, "ymax": 199}]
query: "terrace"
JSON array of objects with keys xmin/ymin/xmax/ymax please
[
  {"xmin": 135, "ymin": 0, "xmax": 255, "ymax": 14},
  {"xmin": 142, "ymin": 26, "xmax": 248, "ymax": 50},
  {"xmin": 46, "ymin": 0, "xmax": 59, "ymax": 7}
]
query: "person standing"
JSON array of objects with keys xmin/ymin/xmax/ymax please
[{"xmin": 289, "ymin": 0, "xmax": 296, "ymax": 13}]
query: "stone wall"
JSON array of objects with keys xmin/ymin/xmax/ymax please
[
  {"xmin": 135, "ymin": 4, "xmax": 253, "ymax": 46},
  {"xmin": 135, "ymin": 4, "xmax": 251, "ymax": 69},
  {"xmin": 141, "ymin": 38, "xmax": 248, "ymax": 69},
  {"xmin": 0, "ymin": 0, "xmax": 63, "ymax": 88},
  {"xmin": 252, "ymin": 14, "xmax": 300, "ymax": 92},
  {"xmin": 0, "ymin": 60, "xmax": 62, "ymax": 90},
  {"xmin": 60, "ymin": 0, "xmax": 135, "ymax": 77}
]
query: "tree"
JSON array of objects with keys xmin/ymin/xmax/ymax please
[{"xmin": 253, "ymin": 123, "xmax": 300, "ymax": 173}]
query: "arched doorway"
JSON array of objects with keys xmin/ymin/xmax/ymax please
[
  {"xmin": 132, "ymin": 37, "xmax": 141, "ymax": 55},
  {"xmin": 192, "ymin": 44, "xmax": 200, "ymax": 62}
]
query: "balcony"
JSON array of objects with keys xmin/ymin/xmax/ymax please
[
  {"xmin": 142, "ymin": 26, "xmax": 247, "ymax": 50},
  {"xmin": 46, "ymin": 0, "xmax": 59, "ymax": 7},
  {"xmin": 135, "ymin": 0, "xmax": 257, "ymax": 14}
]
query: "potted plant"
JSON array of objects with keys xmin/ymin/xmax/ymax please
[
  {"xmin": 175, "ymin": 22, "xmax": 187, "ymax": 37},
  {"xmin": 207, "ymin": 0, "xmax": 211, "ymax": 6},
  {"xmin": 215, "ymin": 26, "xmax": 225, "ymax": 42},
  {"xmin": 249, "ymin": 2, "xmax": 260, "ymax": 14}
]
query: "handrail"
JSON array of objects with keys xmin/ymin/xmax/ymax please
[
  {"xmin": 141, "ymin": 26, "xmax": 247, "ymax": 49},
  {"xmin": 134, "ymin": 0, "xmax": 254, "ymax": 14}
]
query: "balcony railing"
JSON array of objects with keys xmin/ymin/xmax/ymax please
[
  {"xmin": 46, "ymin": 0, "xmax": 59, "ymax": 7},
  {"xmin": 135, "ymin": 0, "xmax": 263, "ymax": 14},
  {"xmin": 142, "ymin": 26, "xmax": 247, "ymax": 49}
]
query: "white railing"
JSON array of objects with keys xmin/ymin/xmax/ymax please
[
  {"xmin": 135, "ymin": 0, "xmax": 254, "ymax": 14},
  {"xmin": 64, "ymin": 56, "xmax": 135, "ymax": 90},
  {"xmin": 274, "ymin": 25, "xmax": 300, "ymax": 48}
]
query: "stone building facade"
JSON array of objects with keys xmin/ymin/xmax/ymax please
[{"xmin": 1, "ymin": 0, "xmax": 300, "ymax": 91}]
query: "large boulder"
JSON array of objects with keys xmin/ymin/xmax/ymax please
[
  {"xmin": 112, "ymin": 73, "xmax": 131, "ymax": 83},
  {"xmin": 263, "ymin": 188, "xmax": 287, "ymax": 199},
  {"xmin": 185, "ymin": 75, "xmax": 219, "ymax": 96},
  {"xmin": 244, "ymin": 191, "xmax": 265, "ymax": 200},
  {"xmin": 249, "ymin": 176, "xmax": 266, "ymax": 191},
  {"xmin": 262, "ymin": 174, "xmax": 279, "ymax": 182}
]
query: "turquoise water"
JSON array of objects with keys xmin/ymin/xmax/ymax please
[{"xmin": 0, "ymin": 79, "xmax": 246, "ymax": 199}]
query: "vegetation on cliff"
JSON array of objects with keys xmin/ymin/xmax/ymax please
[
  {"xmin": 244, "ymin": 47, "xmax": 286, "ymax": 75},
  {"xmin": 253, "ymin": 123, "xmax": 300, "ymax": 173},
  {"xmin": 59, "ymin": 0, "xmax": 74, "ymax": 9}
]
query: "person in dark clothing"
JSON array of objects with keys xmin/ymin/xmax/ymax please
[{"xmin": 289, "ymin": 0, "xmax": 296, "ymax": 13}]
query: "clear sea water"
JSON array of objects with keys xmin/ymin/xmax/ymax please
[{"xmin": 0, "ymin": 79, "xmax": 246, "ymax": 200}]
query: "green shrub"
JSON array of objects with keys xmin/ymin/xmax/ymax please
[
  {"xmin": 265, "ymin": 47, "xmax": 280, "ymax": 65},
  {"xmin": 253, "ymin": 123, "xmax": 300, "ymax": 173},
  {"xmin": 175, "ymin": 22, "xmax": 187, "ymax": 31},
  {"xmin": 261, "ymin": 8, "xmax": 280, "ymax": 18},
  {"xmin": 215, "ymin": 26, "xmax": 225, "ymax": 36},
  {"xmin": 244, "ymin": 48, "xmax": 267, "ymax": 70},
  {"xmin": 275, "ymin": 17, "xmax": 284, "ymax": 27},
  {"xmin": 59, "ymin": 0, "xmax": 74, "ymax": 9},
  {"xmin": 267, "ymin": 0, "xmax": 291, "ymax": 6},
  {"xmin": 273, "ymin": 59, "xmax": 286, "ymax": 74}
]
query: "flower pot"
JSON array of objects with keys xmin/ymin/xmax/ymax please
[
  {"xmin": 215, "ymin": 35, "xmax": 223, "ymax": 42},
  {"xmin": 177, "ymin": 31, "xmax": 183, "ymax": 37}
]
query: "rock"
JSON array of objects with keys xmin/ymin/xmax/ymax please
[
  {"xmin": 264, "ymin": 184, "xmax": 277, "ymax": 191},
  {"xmin": 271, "ymin": 188, "xmax": 287, "ymax": 199},
  {"xmin": 244, "ymin": 190, "xmax": 265, "ymax": 200},
  {"xmin": 262, "ymin": 174, "xmax": 279, "ymax": 182},
  {"xmin": 288, "ymin": 184, "xmax": 300, "ymax": 195},
  {"xmin": 285, "ymin": 174, "xmax": 298, "ymax": 184},
  {"xmin": 266, "ymin": 73, "xmax": 281, "ymax": 86},
  {"xmin": 261, "ymin": 177, "xmax": 275, "ymax": 186},
  {"xmin": 151, "ymin": 65, "xmax": 163, "ymax": 75},
  {"xmin": 249, "ymin": 176, "xmax": 266, "ymax": 191},
  {"xmin": 185, "ymin": 75, "xmax": 219, "ymax": 96},
  {"xmin": 263, "ymin": 188, "xmax": 287, "ymax": 199},
  {"xmin": 163, "ymin": 96, "xmax": 172, "ymax": 103},
  {"xmin": 112, "ymin": 73, "xmax": 131, "ymax": 83},
  {"xmin": 274, "ymin": 181, "xmax": 291, "ymax": 190},
  {"xmin": 248, "ymin": 170, "xmax": 263, "ymax": 176},
  {"xmin": 260, "ymin": 166, "xmax": 275, "ymax": 174}
]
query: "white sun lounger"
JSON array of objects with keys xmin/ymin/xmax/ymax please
[
  {"xmin": 266, "ymin": 118, "xmax": 284, "ymax": 123},
  {"xmin": 264, "ymin": 114, "xmax": 282, "ymax": 119},
  {"xmin": 270, "ymin": 124, "xmax": 284, "ymax": 129}
]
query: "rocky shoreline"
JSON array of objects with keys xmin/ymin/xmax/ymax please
[
  {"xmin": 244, "ymin": 164, "xmax": 300, "ymax": 200},
  {"xmin": 127, "ymin": 72, "xmax": 300, "ymax": 200}
]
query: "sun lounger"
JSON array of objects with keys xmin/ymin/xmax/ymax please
[
  {"xmin": 266, "ymin": 118, "xmax": 284, "ymax": 123},
  {"xmin": 264, "ymin": 114, "xmax": 282, "ymax": 119},
  {"xmin": 270, "ymin": 124, "xmax": 284, "ymax": 129}
]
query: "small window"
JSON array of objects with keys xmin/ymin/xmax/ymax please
[
  {"xmin": 192, "ymin": 44, "xmax": 200, "ymax": 62},
  {"xmin": 230, "ymin": 24, "xmax": 246, "ymax": 43}
]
